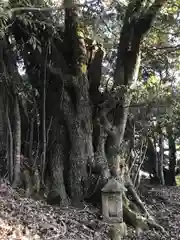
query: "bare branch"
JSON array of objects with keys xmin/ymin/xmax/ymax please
[
  {"xmin": 9, "ymin": 4, "xmax": 85, "ymax": 14},
  {"xmin": 150, "ymin": 44, "xmax": 180, "ymax": 51}
]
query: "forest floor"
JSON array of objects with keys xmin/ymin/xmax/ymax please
[
  {"xmin": 0, "ymin": 182, "xmax": 180, "ymax": 240},
  {"xmin": 124, "ymin": 184, "xmax": 180, "ymax": 240}
]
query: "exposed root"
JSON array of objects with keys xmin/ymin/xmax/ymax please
[
  {"xmin": 125, "ymin": 177, "xmax": 150, "ymax": 217},
  {"xmin": 47, "ymin": 184, "xmax": 70, "ymax": 207},
  {"xmin": 122, "ymin": 177, "xmax": 165, "ymax": 234},
  {"xmin": 123, "ymin": 202, "xmax": 149, "ymax": 230},
  {"xmin": 146, "ymin": 218, "xmax": 167, "ymax": 233},
  {"xmin": 123, "ymin": 192, "xmax": 165, "ymax": 234},
  {"xmin": 86, "ymin": 174, "xmax": 165, "ymax": 235},
  {"xmin": 109, "ymin": 222, "xmax": 127, "ymax": 240}
]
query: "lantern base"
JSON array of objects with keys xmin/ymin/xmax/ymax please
[
  {"xmin": 109, "ymin": 222, "xmax": 127, "ymax": 240},
  {"xmin": 103, "ymin": 216, "xmax": 123, "ymax": 224}
]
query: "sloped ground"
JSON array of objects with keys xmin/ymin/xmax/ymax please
[
  {"xmin": 0, "ymin": 183, "xmax": 109, "ymax": 240},
  {"xmin": 0, "ymin": 182, "xmax": 180, "ymax": 239},
  {"xmin": 124, "ymin": 184, "xmax": 180, "ymax": 240}
]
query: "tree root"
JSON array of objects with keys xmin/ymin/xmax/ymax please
[
  {"xmin": 125, "ymin": 177, "xmax": 150, "ymax": 217},
  {"xmin": 47, "ymin": 182, "xmax": 70, "ymax": 207},
  {"xmin": 147, "ymin": 218, "xmax": 166, "ymax": 233},
  {"xmin": 123, "ymin": 198, "xmax": 148, "ymax": 231},
  {"xmin": 87, "ymin": 174, "xmax": 165, "ymax": 235},
  {"xmin": 109, "ymin": 222, "xmax": 127, "ymax": 240},
  {"xmin": 122, "ymin": 177, "xmax": 166, "ymax": 234},
  {"xmin": 123, "ymin": 192, "xmax": 165, "ymax": 234}
]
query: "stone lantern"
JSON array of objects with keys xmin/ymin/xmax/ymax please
[{"xmin": 101, "ymin": 178, "xmax": 126, "ymax": 223}]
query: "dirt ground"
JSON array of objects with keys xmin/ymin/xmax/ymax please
[{"xmin": 0, "ymin": 182, "xmax": 180, "ymax": 239}]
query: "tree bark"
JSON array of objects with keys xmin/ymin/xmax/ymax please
[
  {"xmin": 40, "ymin": 46, "xmax": 48, "ymax": 185},
  {"xmin": 93, "ymin": 124, "xmax": 110, "ymax": 179},
  {"xmin": 29, "ymin": 117, "xmax": 34, "ymax": 163},
  {"xmin": 7, "ymin": 0, "xmax": 167, "ymax": 231},
  {"xmin": 0, "ymin": 94, "xmax": 4, "ymax": 151},
  {"xmin": 63, "ymin": 83, "xmax": 93, "ymax": 205},
  {"xmin": 6, "ymin": 100, "xmax": 14, "ymax": 183},
  {"xmin": 47, "ymin": 121, "xmax": 69, "ymax": 206},
  {"xmin": 12, "ymin": 96, "xmax": 21, "ymax": 188},
  {"xmin": 61, "ymin": 6, "xmax": 94, "ymax": 206},
  {"xmin": 158, "ymin": 125, "xmax": 165, "ymax": 185},
  {"xmin": 167, "ymin": 125, "xmax": 176, "ymax": 186},
  {"xmin": 147, "ymin": 137, "xmax": 159, "ymax": 181}
]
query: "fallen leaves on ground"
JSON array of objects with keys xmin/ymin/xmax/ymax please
[
  {"xmin": 124, "ymin": 184, "xmax": 180, "ymax": 240},
  {"xmin": 1, "ymin": 182, "xmax": 180, "ymax": 239},
  {"xmin": 0, "ymin": 183, "xmax": 109, "ymax": 239}
]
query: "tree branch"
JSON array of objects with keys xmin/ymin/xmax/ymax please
[
  {"xmin": 135, "ymin": 0, "xmax": 167, "ymax": 35},
  {"xmin": 9, "ymin": 4, "xmax": 85, "ymax": 14},
  {"xmin": 99, "ymin": 113, "xmax": 116, "ymax": 137},
  {"xmin": 97, "ymin": 96, "xmax": 117, "ymax": 137},
  {"xmin": 150, "ymin": 44, "xmax": 180, "ymax": 51}
]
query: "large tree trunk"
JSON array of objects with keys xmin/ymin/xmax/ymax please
[
  {"xmin": 0, "ymin": 88, "xmax": 7, "ymax": 181},
  {"xmin": 0, "ymin": 94, "xmax": 4, "ymax": 151},
  {"xmin": 47, "ymin": 120, "xmax": 69, "ymax": 206},
  {"xmin": 6, "ymin": 99, "xmax": 14, "ymax": 183},
  {"xmin": 104, "ymin": 0, "xmax": 166, "ymax": 179},
  {"xmin": 12, "ymin": 96, "xmax": 21, "ymax": 188},
  {"xmin": 62, "ymin": 78, "xmax": 93, "ymax": 206},
  {"xmin": 59, "ymin": 6, "xmax": 94, "ymax": 206},
  {"xmin": 101, "ymin": 0, "xmax": 166, "ymax": 231},
  {"xmin": 40, "ymin": 54, "xmax": 47, "ymax": 186}
]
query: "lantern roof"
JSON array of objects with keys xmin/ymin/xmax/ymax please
[{"xmin": 101, "ymin": 178, "xmax": 127, "ymax": 193}]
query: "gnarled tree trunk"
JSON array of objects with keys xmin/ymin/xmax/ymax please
[
  {"xmin": 47, "ymin": 119, "xmax": 69, "ymax": 206},
  {"xmin": 8, "ymin": 0, "xmax": 167, "ymax": 232}
]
